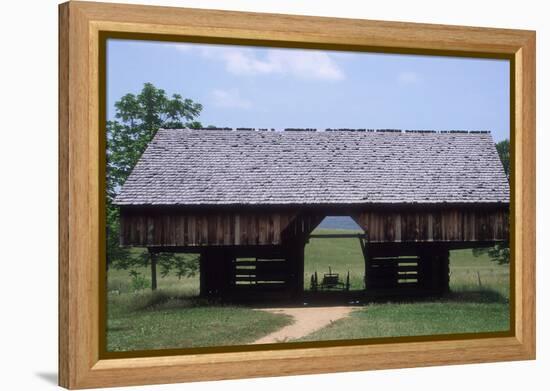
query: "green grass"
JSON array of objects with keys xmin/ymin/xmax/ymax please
[
  {"xmin": 107, "ymin": 291, "xmax": 292, "ymax": 351},
  {"xmin": 296, "ymin": 301, "xmax": 509, "ymax": 342},
  {"xmin": 448, "ymin": 248, "xmax": 510, "ymax": 300}
]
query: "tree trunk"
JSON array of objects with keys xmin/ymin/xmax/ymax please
[{"xmin": 149, "ymin": 249, "xmax": 158, "ymax": 291}]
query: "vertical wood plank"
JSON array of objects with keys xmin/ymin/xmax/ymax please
[
  {"xmin": 427, "ymin": 213, "xmax": 433, "ymax": 241},
  {"xmin": 234, "ymin": 214, "xmax": 240, "ymax": 245},
  {"xmin": 272, "ymin": 214, "xmax": 279, "ymax": 244},
  {"xmin": 196, "ymin": 215, "xmax": 203, "ymax": 245},
  {"xmin": 188, "ymin": 215, "xmax": 195, "ymax": 245},
  {"xmin": 180, "ymin": 215, "xmax": 187, "ymax": 246},
  {"xmin": 259, "ymin": 214, "xmax": 267, "ymax": 244},
  {"xmin": 216, "ymin": 214, "xmax": 223, "ymax": 245},
  {"xmin": 224, "ymin": 214, "xmax": 231, "ymax": 245}
]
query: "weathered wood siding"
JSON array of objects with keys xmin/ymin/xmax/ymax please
[
  {"xmin": 281, "ymin": 214, "xmax": 325, "ymax": 242},
  {"xmin": 120, "ymin": 207, "xmax": 509, "ymax": 247},
  {"xmin": 353, "ymin": 208, "xmax": 509, "ymax": 243},
  {"xmin": 120, "ymin": 210, "xmax": 298, "ymax": 247}
]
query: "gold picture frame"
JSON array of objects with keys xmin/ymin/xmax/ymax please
[{"xmin": 59, "ymin": 1, "xmax": 536, "ymax": 388}]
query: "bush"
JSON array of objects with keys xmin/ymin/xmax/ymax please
[
  {"xmin": 129, "ymin": 270, "xmax": 150, "ymax": 292},
  {"xmin": 472, "ymin": 242, "xmax": 510, "ymax": 265}
]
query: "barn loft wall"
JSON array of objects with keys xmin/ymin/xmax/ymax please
[{"xmin": 119, "ymin": 207, "xmax": 508, "ymax": 247}]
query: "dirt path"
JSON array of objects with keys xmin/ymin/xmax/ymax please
[{"xmin": 251, "ymin": 306, "xmax": 359, "ymax": 344}]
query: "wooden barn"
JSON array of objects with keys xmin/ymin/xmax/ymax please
[{"xmin": 114, "ymin": 128, "xmax": 509, "ymax": 299}]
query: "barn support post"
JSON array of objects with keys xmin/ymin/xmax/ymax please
[
  {"xmin": 200, "ymin": 248, "xmax": 235, "ymax": 298},
  {"xmin": 220, "ymin": 250, "xmax": 235, "ymax": 295},
  {"xmin": 200, "ymin": 250, "xmax": 216, "ymax": 297},
  {"xmin": 286, "ymin": 241, "xmax": 305, "ymax": 298},
  {"xmin": 358, "ymin": 237, "xmax": 368, "ymax": 289},
  {"xmin": 296, "ymin": 244, "xmax": 305, "ymax": 296},
  {"xmin": 417, "ymin": 246, "xmax": 450, "ymax": 295},
  {"xmin": 148, "ymin": 248, "xmax": 158, "ymax": 291},
  {"xmin": 199, "ymin": 252, "xmax": 207, "ymax": 297}
]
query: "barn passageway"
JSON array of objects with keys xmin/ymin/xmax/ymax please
[
  {"xmin": 303, "ymin": 216, "xmax": 367, "ymax": 295},
  {"xmin": 303, "ymin": 215, "xmax": 452, "ymax": 300}
]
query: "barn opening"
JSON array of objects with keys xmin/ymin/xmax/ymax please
[{"xmin": 304, "ymin": 216, "xmax": 365, "ymax": 293}]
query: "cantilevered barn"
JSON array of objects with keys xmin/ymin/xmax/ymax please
[{"xmin": 114, "ymin": 128, "xmax": 509, "ymax": 299}]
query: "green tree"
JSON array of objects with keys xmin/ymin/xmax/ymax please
[
  {"xmin": 106, "ymin": 83, "xmax": 203, "ymax": 288},
  {"xmin": 107, "ymin": 83, "xmax": 203, "ymax": 194},
  {"xmin": 472, "ymin": 242, "xmax": 509, "ymax": 265},
  {"xmin": 496, "ymin": 139, "xmax": 510, "ymax": 179}
]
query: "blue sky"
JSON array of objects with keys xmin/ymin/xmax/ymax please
[{"xmin": 107, "ymin": 39, "xmax": 510, "ymax": 142}]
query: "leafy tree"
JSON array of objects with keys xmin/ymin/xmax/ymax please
[
  {"xmin": 496, "ymin": 139, "xmax": 510, "ymax": 179},
  {"xmin": 107, "ymin": 83, "xmax": 203, "ymax": 194},
  {"xmin": 106, "ymin": 199, "xmax": 130, "ymax": 270},
  {"xmin": 472, "ymin": 243, "xmax": 509, "ymax": 265},
  {"xmin": 486, "ymin": 243, "xmax": 510, "ymax": 265},
  {"xmin": 106, "ymin": 83, "xmax": 203, "ymax": 287}
]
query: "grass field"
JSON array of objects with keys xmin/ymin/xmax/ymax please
[{"xmin": 106, "ymin": 228, "xmax": 510, "ymax": 351}]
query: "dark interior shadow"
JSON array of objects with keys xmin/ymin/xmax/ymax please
[{"xmin": 35, "ymin": 372, "xmax": 57, "ymax": 385}]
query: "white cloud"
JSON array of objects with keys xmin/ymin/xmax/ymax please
[
  {"xmin": 398, "ymin": 71, "xmax": 421, "ymax": 84},
  {"xmin": 171, "ymin": 43, "xmax": 193, "ymax": 52},
  {"xmin": 211, "ymin": 88, "xmax": 252, "ymax": 109},
  {"xmin": 197, "ymin": 46, "xmax": 345, "ymax": 81}
]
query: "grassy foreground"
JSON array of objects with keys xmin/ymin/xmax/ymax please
[
  {"xmin": 107, "ymin": 260, "xmax": 292, "ymax": 352},
  {"xmin": 297, "ymin": 301, "xmax": 509, "ymax": 342},
  {"xmin": 107, "ymin": 289, "xmax": 292, "ymax": 351}
]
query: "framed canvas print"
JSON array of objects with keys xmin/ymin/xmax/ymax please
[{"xmin": 58, "ymin": 1, "xmax": 536, "ymax": 389}]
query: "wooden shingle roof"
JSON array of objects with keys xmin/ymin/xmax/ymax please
[{"xmin": 114, "ymin": 129, "xmax": 510, "ymax": 206}]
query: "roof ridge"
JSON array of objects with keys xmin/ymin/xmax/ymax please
[{"xmin": 158, "ymin": 127, "xmax": 492, "ymax": 134}]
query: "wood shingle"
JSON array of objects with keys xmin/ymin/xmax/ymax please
[{"xmin": 114, "ymin": 129, "xmax": 510, "ymax": 207}]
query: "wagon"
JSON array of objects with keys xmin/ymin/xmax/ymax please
[{"xmin": 310, "ymin": 268, "xmax": 350, "ymax": 291}]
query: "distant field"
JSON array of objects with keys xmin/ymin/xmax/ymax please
[{"xmin": 106, "ymin": 228, "xmax": 510, "ymax": 351}]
